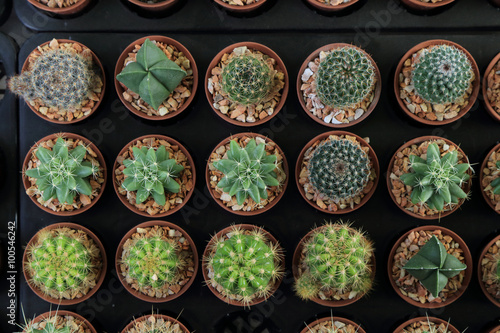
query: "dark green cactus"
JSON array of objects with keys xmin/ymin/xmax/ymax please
[
  {"xmin": 116, "ymin": 39, "xmax": 187, "ymax": 110},
  {"xmin": 489, "ymin": 161, "xmax": 500, "ymax": 195},
  {"xmin": 403, "ymin": 235, "xmax": 467, "ymax": 297}
]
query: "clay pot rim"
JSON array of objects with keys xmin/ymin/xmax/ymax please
[
  {"xmin": 115, "ymin": 220, "xmax": 199, "ymax": 303},
  {"xmin": 22, "ymin": 132, "xmax": 107, "ymax": 217},
  {"xmin": 387, "ymin": 225, "xmax": 472, "ymax": 309},
  {"xmin": 27, "ymin": 0, "xmax": 91, "ymax": 15},
  {"xmin": 292, "ymin": 223, "xmax": 376, "ymax": 307},
  {"xmin": 20, "ymin": 38, "xmax": 106, "ymax": 124},
  {"xmin": 295, "ymin": 130, "xmax": 380, "ymax": 214},
  {"xmin": 112, "ymin": 134, "xmax": 196, "ymax": 218},
  {"xmin": 477, "ymin": 233, "xmax": 500, "ymax": 308},
  {"xmin": 305, "ymin": 0, "xmax": 360, "ymax": 12},
  {"xmin": 127, "ymin": 0, "xmax": 178, "ymax": 10},
  {"xmin": 386, "ymin": 135, "xmax": 471, "ymax": 220},
  {"xmin": 22, "ymin": 222, "xmax": 108, "ymax": 306},
  {"xmin": 392, "ymin": 316, "xmax": 460, "ymax": 333},
  {"xmin": 205, "ymin": 132, "xmax": 289, "ymax": 216},
  {"xmin": 482, "ymin": 52, "xmax": 500, "ymax": 122},
  {"xmin": 488, "ymin": 324, "xmax": 500, "ymax": 333},
  {"xmin": 393, "ymin": 39, "xmax": 480, "ymax": 126},
  {"xmin": 296, "ymin": 43, "xmax": 381, "ymax": 128},
  {"xmin": 213, "ymin": 0, "xmax": 267, "ymax": 12},
  {"xmin": 479, "ymin": 142, "xmax": 500, "ymax": 215},
  {"xmin": 202, "ymin": 223, "xmax": 284, "ymax": 307},
  {"xmin": 114, "ymin": 35, "xmax": 198, "ymax": 121},
  {"xmin": 301, "ymin": 316, "xmax": 366, "ymax": 333},
  {"xmin": 400, "ymin": 0, "xmax": 455, "ymax": 10},
  {"xmin": 30, "ymin": 310, "xmax": 97, "ymax": 333},
  {"xmin": 121, "ymin": 313, "xmax": 190, "ymax": 333},
  {"xmin": 204, "ymin": 41, "xmax": 289, "ymax": 127}
]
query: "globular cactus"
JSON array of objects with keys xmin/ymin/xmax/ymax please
[
  {"xmin": 412, "ymin": 44, "xmax": 474, "ymax": 105},
  {"xmin": 22, "ymin": 323, "xmax": 74, "ymax": 333},
  {"xmin": 25, "ymin": 137, "xmax": 99, "ymax": 205},
  {"xmin": 400, "ymin": 142, "xmax": 470, "ymax": 212},
  {"xmin": 220, "ymin": 54, "xmax": 273, "ymax": 105},
  {"xmin": 315, "ymin": 47, "xmax": 375, "ymax": 109},
  {"xmin": 9, "ymin": 49, "xmax": 98, "ymax": 111},
  {"xmin": 307, "ymin": 138, "xmax": 370, "ymax": 201},
  {"xmin": 294, "ymin": 222, "xmax": 373, "ymax": 301}
]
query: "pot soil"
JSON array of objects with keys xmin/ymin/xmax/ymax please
[
  {"xmin": 301, "ymin": 317, "xmax": 366, "ymax": 333},
  {"xmin": 206, "ymin": 132, "xmax": 288, "ymax": 215},
  {"xmin": 400, "ymin": 0, "xmax": 455, "ymax": 11},
  {"xmin": 113, "ymin": 135, "xmax": 195, "ymax": 217},
  {"xmin": 213, "ymin": 0, "xmax": 267, "ymax": 13},
  {"xmin": 478, "ymin": 234, "xmax": 500, "ymax": 307},
  {"xmin": 27, "ymin": 310, "xmax": 97, "ymax": 333},
  {"xmin": 27, "ymin": 0, "xmax": 91, "ymax": 15},
  {"xmin": 121, "ymin": 314, "xmax": 189, "ymax": 333},
  {"xmin": 305, "ymin": 0, "xmax": 359, "ymax": 13},
  {"xmin": 114, "ymin": 36, "xmax": 198, "ymax": 120},
  {"xmin": 393, "ymin": 316, "xmax": 460, "ymax": 333},
  {"xmin": 480, "ymin": 142, "xmax": 500, "ymax": 214},
  {"xmin": 388, "ymin": 226, "xmax": 472, "ymax": 308},
  {"xmin": 22, "ymin": 133, "xmax": 107, "ymax": 216},
  {"xmin": 127, "ymin": 0, "xmax": 179, "ymax": 11},
  {"xmin": 483, "ymin": 52, "xmax": 500, "ymax": 122},
  {"xmin": 296, "ymin": 131, "xmax": 379, "ymax": 214}
]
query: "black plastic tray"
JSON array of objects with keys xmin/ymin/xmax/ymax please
[
  {"xmin": 14, "ymin": 0, "xmax": 500, "ymax": 34},
  {"xmin": 17, "ymin": 32, "xmax": 500, "ymax": 333},
  {"xmin": 0, "ymin": 0, "xmax": 11, "ymax": 27}
]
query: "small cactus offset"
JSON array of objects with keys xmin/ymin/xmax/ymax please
[
  {"xmin": 488, "ymin": 161, "xmax": 500, "ymax": 195},
  {"xmin": 403, "ymin": 235, "xmax": 467, "ymax": 297},
  {"xmin": 213, "ymin": 139, "xmax": 280, "ymax": 205},
  {"xmin": 412, "ymin": 44, "xmax": 474, "ymax": 105},
  {"xmin": 294, "ymin": 222, "xmax": 374, "ymax": 301},
  {"xmin": 220, "ymin": 54, "xmax": 274, "ymax": 105},
  {"xmin": 122, "ymin": 145, "xmax": 184, "ymax": 206},
  {"xmin": 307, "ymin": 137, "xmax": 371, "ymax": 201},
  {"xmin": 24, "ymin": 137, "xmax": 99, "ymax": 205},
  {"xmin": 400, "ymin": 142, "xmax": 470, "ymax": 212},
  {"xmin": 315, "ymin": 47, "xmax": 375, "ymax": 109}
]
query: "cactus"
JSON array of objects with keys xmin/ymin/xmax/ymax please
[
  {"xmin": 403, "ymin": 235, "xmax": 467, "ymax": 297},
  {"xmin": 400, "ymin": 142, "xmax": 470, "ymax": 212},
  {"xmin": 213, "ymin": 139, "xmax": 280, "ymax": 205},
  {"xmin": 116, "ymin": 39, "xmax": 187, "ymax": 110},
  {"xmin": 122, "ymin": 145, "xmax": 184, "ymax": 206},
  {"xmin": 8, "ymin": 49, "xmax": 98, "ymax": 111},
  {"xmin": 307, "ymin": 137, "xmax": 371, "ymax": 201},
  {"xmin": 220, "ymin": 54, "xmax": 273, "ymax": 105},
  {"xmin": 22, "ymin": 322, "xmax": 73, "ymax": 333},
  {"xmin": 315, "ymin": 46, "xmax": 375, "ymax": 109},
  {"xmin": 412, "ymin": 44, "xmax": 474, "ymax": 105},
  {"xmin": 489, "ymin": 161, "xmax": 500, "ymax": 195},
  {"xmin": 294, "ymin": 222, "xmax": 373, "ymax": 301},
  {"xmin": 206, "ymin": 226, "xmax": 283, "ymax": 306},
  {"xmin": 24, "ymin": 137, "xmax": 99, "ymax": 205}
]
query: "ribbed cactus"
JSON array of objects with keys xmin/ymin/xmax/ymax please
[
  {"xmin": 412, "ymin": 44, "xmax": 474, "ymax": 105},
  {"xmin": 8, "ymin": 49, "xmax": 97, "ymax": 111},
  {"xmin": 403, "ymin": 235, "xmax": 467, "ymax": 297},
  {"xmin": 307, "ymin": 138, "xmax": 370, "ymax": 201},
  {"xmin": 214, "ymin": 139, "xmax": 280, "ymax": 205},
  {"xmin": 220, "ymin": 54, "xmax": 273, "ymax": 105},
  {"xmin": 315, "ymin": 47, "xmax": 375, "ymax": 109},
  {"xmin": 24, "ymin": 137, "xmax": 99, "ymax": 205},
  {"xmin": 489, "ymin": 161, "xmax": 500, "ymax": 195},
  {"xmin": 400, "ymin": 142, "xmax": 470, "ymax": 212},
  {"xmin": 294, "ymin": 222, "xmax": 373, "ymax": 301},
  {"xmin": 122, "ymin": 145, "xmax": 184, "ymax": 206}
]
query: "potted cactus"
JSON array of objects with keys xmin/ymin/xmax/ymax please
[
  {"xmin": 393, "ymin": 316, "xmax": 461, "ymax": 333},
  {"xmin": 394, "ymin": 40, "xmax": 479, "ymax": 125},
  {"xmin": 387, "ymin": 136, "xmax": 472, "ymax": 219},
  {"xmin": 113, "ymin": 135, "xmax": 195, "ymax": 217},
  {"xmin": 121, "ymin": 313, "xmax": 190, "ymax": 333},
  {"xmin": 27, "ymin": 0, "xmax": 92, "ymax": 15},
  {"xmin": 22, "ymin": 222, "xmax": 107, "ymax": 305},
  {"xmin": 202, "ymin": 224, "xmax": 284, "ymax": 307},
  {"xmin": 10, "ymin": 38, "xmax": 105, "ymax": 123},
  {"xmin": 478, "ymin": 234, "xmax": 500, "ymax": 307},
  {"xmin": 298, "ymin": 43, "xmax": 381, "ymax": 127},
  {"xmin": 483, "ymin": 52, "xmax": 500, "ymax": 122},
  {"xmin": 480, "ymin": 143, "xmax": 500, "ymax": 214},
  {"xmin": 205, "ymin": 42, "xmax": 288, "ymax": 126},
  {"xmin": 22, "ymin": 133, "xmax": 107, "ymax": 216},
  {"xmin": 115, "ymin": 36, "xmax": 198, "ymax": 120},
  {"xmin": 213, "ymin": 0, "xmax": 268, "ymax": 13},
  {"xmin": 296, "ymin": 131, "xmax": 379, "ymax": 214},
  {"xmin": 305, "ymin": 0, "xmax": 360, "ymax": 12},
  {"xmin": 206, "ymin": 132, "xmax": 288, "ymax": 215},
  {"xmin": 293, "ymin": 221, "xmax": 375, "ymax": 306},
  {"xmin": 16, "ymin": 309, "xmax": 97, "ymax": 333}
]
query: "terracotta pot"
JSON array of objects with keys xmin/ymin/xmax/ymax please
[
  {"xmin": 392, "ymin": 316, "xmax": 460, "ymax": 333},
  {"xmin": 487, "ymin": 324, "xmax": 500, "ymax": 333},
  {"xmin": 292, "ymin": 224, "xmax": 376, "ymax": 307},
  {"xmin": 393, "ymin": 39, "xmax": 479, "ymax": 126},
  {"xmin": 114, "ymin": 35, "xmax": 198, "ymax": 121},
  {"xmin": 295, "ymin": 131, "xmax": 379, "ymax": 214},
  {"xmin": 305, "ymin": 0, "xmax": 360, "ymax": 12},
  {"xmin": 121, "ymin": 313, "xmax": 189, "ymax": 333},
  {"xmin": 29, "ymin": 310, "xmax": 97, "ymax": 333},
  {"xmin": 204, "ymin": 42, "xmax": 289, "ymax": 127},
  {"xmin": 27, "ymin": 0, "xmax": 91, "ymax": 15},
  {"xmin": 115, "ymin": 221, "xmax": 199, "ymax": 303},
  {"xmin": 478, "ymin": 234, "xmax": 500, "ymax": 308},
  {"xmin": 205, "ymin": 132, "xmax": 289, "ymax": 216},
  {"xmin": 20, "ymin": 39, "xmax": 106, "ymax": 124},
  {"xmin": 400, "ymin": 0, "xmax": 455, "ymax": 11},
  {"xmin": 297, "ymin": 43, "xmax": 381, "ymax": 128},
  {"xmin": 482, "ymin": 52, "xmax": 500, "ymax": 122},
  {"xmin": 213, "ymin": 0, "xmax": 267, "ymax": 13},
  {"xmin": 301, "ymin": 317, "xmax": 366, "ymax": 333},
  {"xmin": 202, "ymin": 224, "xmax": 284, "ymax": 307},
  {"xmin": 479, "ymin": 142, "xmax": 500, "ymax": 214},
  {"xmin": 387, "ymin": 225, "xmax": 472, "ymax": 309},
  {"xmin": 112, "ymin": 134, "xmax": 196, "ymax": 217},
  {"xmin": 22, "ymin": 222, "xmax": 107, "ymax": 306},
  {"xmin": 386, "ymin": 135, "xmax": 471, "ymax": 220},
  {"xmin": 127, "ymin": 0, "xmax": 179, "ymax": 11},
  {"xmin": 22, "ymin": 133, "xmax": 107, "ymax": 216}
]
